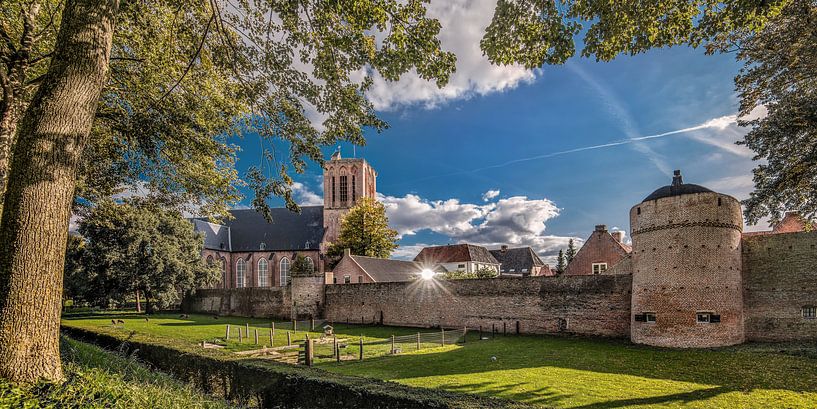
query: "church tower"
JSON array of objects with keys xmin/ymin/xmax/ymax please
[{"xmin": 322, "ymin": 150, "xmax": 377, "ymax": 246}]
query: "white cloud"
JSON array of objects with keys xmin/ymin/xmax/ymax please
[
  {"xmin": 364, "ymin": 0, "xmax": 535, "ymax": 110},
  {"xmin": 482, "ymin": 189, "xmax": 500, "ymax": 201},
  {"xmin": 380, "ymin": 192, "xmax": 578, "ymax": 261},
  {"xmin": 291, "ymin": 182, "xmax": 324, "ymax": 206}
]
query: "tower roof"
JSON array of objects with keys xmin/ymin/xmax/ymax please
[{"xmin": 642, "ymin": 170, "xmax": 713, "ymax": 202}]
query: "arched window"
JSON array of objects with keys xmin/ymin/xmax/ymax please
[
  {"xmin": 280, "ymin": 257, "xmax": 290, "ymax": 286},
  {"xmin": 220, "ymin": 258, "xmax": 227, "ymax": 289},
  {"xmin": 258, "ymin": 258, "xmax": 269, "ymax": 287},
  {"xmin": 305, "ymin": 257, "xmax": 315, "ymax": 273},
  {"xmin": 206, "ymin": 255, "xmax": 214, "ymax": 266},
  {"xmin": 236, "ymin": 258, "xmax": 246, "ymax": 288}
]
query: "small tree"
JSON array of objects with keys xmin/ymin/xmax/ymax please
[
  {"xmin": 556, "ymin": 250, "xmax": 566, "ymax": 274},
  {"xmin": 290, "ymin": 254, "xmax": 317, "ymax": 277},
  {"xmin": 566, "ymin": 239, "xmax": 577, "ymax": 264},
  {"xmin": 475, "ymin": 266, "xmax": 500, "ymax": 279},
  {"xmin": 327, "ymin": 198, "xmax": 399, "ymax": 263},
  {"xmin": 74, "ymin": 199, "xmax": 219, "ymax": 313}
]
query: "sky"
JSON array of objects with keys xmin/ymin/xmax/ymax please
[{"xmin": 230, "ymin": 1, "xmax": 765, "ymax": 263}]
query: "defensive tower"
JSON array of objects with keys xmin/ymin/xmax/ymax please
[{"xmin": 630, "ymin": 170, "xmax": 744, "ymax": 347}]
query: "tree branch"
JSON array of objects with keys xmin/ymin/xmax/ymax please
[{"xmin": 157, "ymin": 11, "xmax": 214, "ymax": 102}]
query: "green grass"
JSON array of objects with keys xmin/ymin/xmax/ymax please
[
  {"xmin": 0, "ymin": 337, "xmax": 231, "ymax": 409},
  {"xmin": 62, "ymin": 312, "xmax": 817, "ymax": 408}
]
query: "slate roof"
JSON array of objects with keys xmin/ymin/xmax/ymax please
[
  {"xmin": 351, "ymin": 256, "xmax": 423, "ymax": 282},
  {"xmin": 413, "ymin": 244, "xmax": 499, "ymax": 265},
  {"xmin": 489, "ymin": 247, "xmax": 545, "ymax": 274},
  {"xmin": 643, "ymin": 170, "xmax": 713, "ymax": 202},
  {"xmin": 193, "ymin": 206, "xmax": 324, "ymax": 252}
]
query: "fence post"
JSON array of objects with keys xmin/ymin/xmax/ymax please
[
  {"xmin": 492, "ymin": 324, "xmax": 496, "ymax": 339},
  {"xmin": 336, "ymin": 342, "xmax": 340, "ymax": 363},
  {"xmin": 516, "ymin": 320, "xmax": 520, "ymax": 335},
  {"xmin": 254, "ymin": 329, "xmax": 259, "ymax": 345},
  {"xmin": 293, "ymin": 319, "xmax": 297, "ymax": 333},
  {"xmin": 269, "ymin": 329, "xmax": 273, "ymax": 347},
  {"xmin": 246, "ymin": 323, "xmax": 249, "ymax": 337},
  {"xmin": 441, "ymin": 328, "xmax": 445, "ymax": 346},
  {"xmin": 287, "ymin": 331, "xmax": 292, "ymax": 346},
  {"xmin": 225, "ymin": 324, "xmax": 230, "ymax": 340},
  {"xmin": 391, "ymin": 335, "xmax": 395, "ymax": 354},
  {"xmin": 359, "ymin": 337, "xmax": 363, "ymax": 360},
  {"xmin": 503, "ymin": 322, "xmax": 506, "ymax": 335},
  {"xmin": 333, "ymin": 335, "xmax": 337, "ymax": 359},
  {"xmin": 416, "ymin": 332, "xmax": 420, "ymax": 351},
  {"xmin": 305, "ymin": 338, "xmax": 314, "ymax": 367},
  {"xmin": 238, "ymin": 328, "xmax": 242, "ymax": 343},
  {"xmin": 463, "ymin": 326, "xmax": 467, "ymax": 343},
  {"xmin": 311, "ymin": 317, "xmax": 315, "ymax": 331},
  {"xmin": 479, "ymin": 325, "xmax": 482, "ymax": 340},
  {"xmin": 271, "ymin": 321, "xmax": 275, "ymax": 338}
]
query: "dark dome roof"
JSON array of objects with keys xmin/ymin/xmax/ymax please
[{"xmin": 642, "ymin": 170, "xmax": 713, "ymax": 202}]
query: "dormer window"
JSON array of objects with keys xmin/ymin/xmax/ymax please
[
  {"xmin": 592, "ymin": 263, "xmax": 607, "ymax": 274},
  {"xmin": 259, "ymin": 242, "xmax": 266, "ymax": 250}
]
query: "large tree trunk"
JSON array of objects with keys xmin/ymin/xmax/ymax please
[{"xmin": 0, "ymin": 0, "xmax": 118, "ymax": 383}]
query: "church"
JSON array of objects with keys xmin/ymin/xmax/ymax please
[{"xmin": 192, "ymin": 151, "xmax": 377, "ymax": 289}]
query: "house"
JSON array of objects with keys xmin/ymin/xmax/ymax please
[
  {"xmin": 563, "ymin": 224, "xmax": 631, "ymax": 276},
  {"xmin": 489, "ymin": 245, "xmax": 551, "ymax": 276},
  {"xmin": 413, "ymin": 244, "xmax": 500, "ymax": 273},
  {"xmin": 329, "ymin": 249, "xmax": 423, "ymax": 284}
]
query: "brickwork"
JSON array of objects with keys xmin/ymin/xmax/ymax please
[
  {"xmin": 291, "ymin": 275, "xmax": 326, "ymax": 319},
  {"xmin": 202, "ymin": 249, "xmax": 321, "ymax": 289},
  {"xmin": 182, "ymin": 288, "xmax": 291, "ymax": 318},
  {"xmin": 630, "ymin": 192, "xmax": 744, "ymax": 347},
  {"xmin": 324, "ymin": 275, "xmax": 632, "ymax": 337},
  {"xmin": 743, "ymin": 231, "xmax": 817, "ymax": 341},
  {"xmin": 564, "ymin": 225, "xmax": 630, "ymax": 276},
  {"xmin": 322, "ymin": 157, "xmax": 377, "ymax": 245},
  {"xmin": 330, "ymin": 254, "xmax": 375, "ymax": 284}
]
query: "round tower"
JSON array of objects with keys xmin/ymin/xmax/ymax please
[{"xmin": 630, "ymin": 170, "xmax": 744, "ymax": 347}]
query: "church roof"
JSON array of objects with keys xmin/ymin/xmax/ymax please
[
  {"xmin": 643, "ymin": 170, "xmax": 713, "ymax": 202},
  {"xmin": 350, "ymin": 255, "xmax": 422, "ymax": 282},
  {"xmin": 194, "ymin": 206, "xmax": 324, "ymax": 252}
]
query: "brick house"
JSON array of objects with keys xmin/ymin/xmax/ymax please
[
  {"xmin": 413, "ymin": 244, "xmax": 500, "ymax": 273},
  {"xmin": 329, "ymin": 249, "xmax": 423, "ymax": 284},
  {"xmin": 564, "ymin": 224, "xmax": 631, "ymax": 276},
  {"xmin": 489, "ymin": 245, "xmax": 552, "ymax": 276}
]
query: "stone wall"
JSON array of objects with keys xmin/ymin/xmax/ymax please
[
  {"xmin": 182, "ymin": 287, "xmax": 291, "ymax": 319},
  {"xmin": 324, "ymin": 275, "xmax": 632, "ymax": 338},
  {"xmin": 291, "ymin": 275, "xmax": 326, "ymax": 319},
  {"xmin": 743, "ymin": 231, "xmax": 817, "ymax": 342}
]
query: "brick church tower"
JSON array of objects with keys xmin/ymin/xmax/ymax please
[{"xmin": 322, "ymin": 150, "xmax": 377, "ymax": 246}]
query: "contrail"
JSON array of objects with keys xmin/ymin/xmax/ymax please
[{"xmin": 388, "ymin": 115, "xmax": 737, "ymax": 186}]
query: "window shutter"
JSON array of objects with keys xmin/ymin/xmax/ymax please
[{"xmin": 710, "ymin": 315, "xmax": 721, "ymax": 323}]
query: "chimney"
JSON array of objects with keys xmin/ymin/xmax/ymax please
[
  {"xmin": 611, "ymin": 231, "xmax": 625, "ymax": 243},
  {"xmin": 594, "ymin": 224, "xmax": 607, "ymax": 232},
  {"xmin": 672, "ymin": 169, "xmax": 683, "ymax": 186},
  {"xmin": 501, "ymin": 245, "xmax": 508, "ymax": 252},
  {"xmin": 343, "ymin": 248, "xmax": 351, "ymax": 257}
]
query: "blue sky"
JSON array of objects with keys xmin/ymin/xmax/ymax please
[{"xmin": 231, "ymin": 4, "xmax": 762, "ymax": 262}]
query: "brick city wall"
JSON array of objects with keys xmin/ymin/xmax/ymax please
[
  {"xmin": 182, "ymin": 287, "xmax": 292, "ymax": 319},
  {"xmin": 324, "ymin": 275, "xmax": 632, "ymax": 338},
  {"xmin": 743, "ymin": 231, "xmax": 817, "ymax": 342}
]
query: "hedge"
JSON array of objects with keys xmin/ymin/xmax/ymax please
[{"xmin": 60, "ymin": 325, "xmax": 539, "ymax": 409}]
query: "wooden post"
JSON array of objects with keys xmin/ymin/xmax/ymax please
[
  {"xmin": 492, "ymin": 324, "xmax": 496, "ymax": 339},
  {"xmin": 254, "ymin": 328, "xmax": 259, "ymax": 345},
  {"xmin": 292, "ymin": 319, "xmax": 297, "ymax": 333},
  {"xmin": 416, "ymin": 332, "xmax": 420, "ymax": 351},
  {"xmin": 391, "ymin": 335, "xmax": 395, "ymax": 354},
  {"xmin": 311, "ymin": 318, "xmax": 315, "ymax": 331},
  {"xmin": 333, "ymin": 335, "xmax": 337, "ymax": 358},
  {"xmin": 463, "ymin": 326, "xmax": 467, "ymax": 343},
  {"xmin": 271, "ymin": 321, "xmax": 275, "ymax": 338},
  {"xmin": 516, "ymin": 320, "xmax": 520, "ymax": 335},
  {"xmin": 479, "ymin": 325, "xmax": 482, "ymax": 340},
  {"xmin": 336, "ymin": 342, "xmax": 340, "ymax": 363},
  {"xmin": 287, "ymin": 331, "xmax": 292, "ymax": 346},
  {"xmin": 238, "ymin": 329, "xmax": 242, "ymax": 343},
  {"xmin": 226, "ymin": 324, "xmax": 231, "ymax": 340},
  {"xmin": 246, "ymin": 323, "xmax": 249, "ymax": 337},
  {"xmin": 269, "ymin": 329, "xmax": 273, "ymax": 347},
  {"xmin": 359, "ymin": 337, "xmax": 363, "ymax": 360},
  {"xmin": 305, "ymin": 339, "xmax": 314, "ymax": 367},
  {"xmin": 503, "ymin": 322, "xmax": 506, "ymax": 335},
  {"xmin": 441, "ymin": 328, "xmax": 445, "ymax": 346}
]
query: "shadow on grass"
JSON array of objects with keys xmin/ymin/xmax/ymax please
[
  {"xmin": 571, "ymin": 387, "xmax": 731, "ymax": 409},
  {"xmin": 322, "ymin": 333, "xmax": 817, "ymax": 394}
]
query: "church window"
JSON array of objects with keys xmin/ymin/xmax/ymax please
[
  {"xmin": 592, "ymin": 263, "xmax": 608, "ymax": 274},
  {"xmin": 236, "ymin": 259, "xmax": 246, "ymax": 288},
  {"xmin": 331, "ymin": 177, "xmax": 336, "ymax": 206},
  {"xmin": 258, "ymin": 258, "xmax": 269, "ymax": 287},
  {"xmin": 220, "ymin": 258, "xmax": 227, "ymax": 289},
  {"xmin": 803, "ymin": 306, "xmax": 816, "ymax": 319},
  {"xmin": 305, "ymin": 257, "xmax": 315, "ymax": 273},
  {"xmin": 340, "ymin": 175, "xmax": 348, "ymax": 203},
  {"xmin": 352, "ymin": 175, "xmax": 356, "ymax": 203},
  {"xmin": 280, "ymin": 257, "xmax": 291, "ymax": 286},
  {"xmin": 206, "ymin": 255, "xmax": 214, "ymax": 266},
  {"xmin": 344, "ymin": 275, "xmax": 351, "ymax": 284}
]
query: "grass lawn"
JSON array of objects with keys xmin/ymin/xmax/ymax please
[
  {"xmin": 62, "ymin": 312, "xmax": 817, "ymax": 408},
  {"xmin": 0, "ymin": 336, "xmax": 230, "ymax": 408}
]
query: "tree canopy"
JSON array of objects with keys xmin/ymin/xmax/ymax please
[
  {"xmin": 327, "ymin": 197, "xmax": 399, "ymax": 261},
  {"xmin": 72, "ymin": 199, "xmax": 219, "ymax": 312}
]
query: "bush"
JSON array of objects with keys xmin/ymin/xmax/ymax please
[{"xmin": 443, "ymin": 267, "xmax": 499, "ymax": 280}]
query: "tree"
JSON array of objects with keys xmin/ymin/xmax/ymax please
[
  {"xmin": 327, "ymin": 197, "xmax": 399, "ymax": 262},
  {"xmin": 480, "ymin": 0, "xmax": 787, "ymax": 68},
  {"xmin": 566, "ymin": 239, "xmax": 577, "ymax": 264},
  {"xmin": 442, "ymin": 266, "xmax": 498, "ymax": 280},
  {"xmin": 0, "ymin": 0, "xmax": 454, "ymax": 383},
  {"xmin": 290, "ymin": 254, "xmax": 317, "ymax": 277},
  {"xmin": 730, "ymin": 0, "xmax": 817, "ymax": 225},
  {"xmin": 556, "ymin": 250, "xmax": 566, "ymax": 275},
  {"xmin": 75, "ymin": 199, "xmax": 219, "ymax": 313},
  {"xmin": 0, "ymin": 0, "xmax": 118, "ymax": 383}
]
